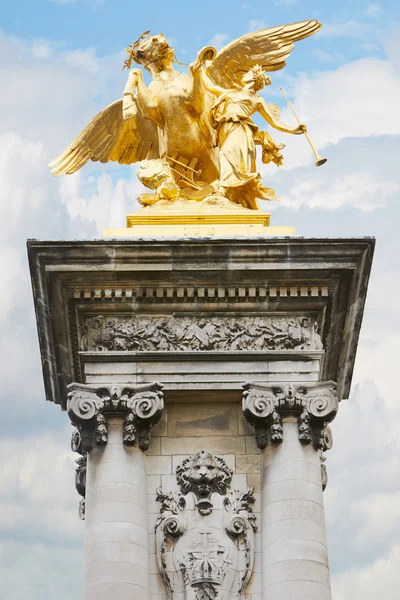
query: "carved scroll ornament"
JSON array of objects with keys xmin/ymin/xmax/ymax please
[
  {"xmin": 242, "ymin": 382, "xmax": 337, "ymax": 450},
  {"xmin": 156, "ymin": 452, "xmax": 256, "ymax": 600},
  {"xmin": 82, "ymin": 314, "xmax": 323, "ymax": 352},
  {"xmin": 67, "ymin": 382, "xmax": 164, "ymax": 452},
  {"xmin": 68, "ymin": 382, "xmax": 163, "ymax": 517}
]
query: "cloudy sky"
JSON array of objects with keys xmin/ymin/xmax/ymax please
[{"xmin": 0, "ymin": 0, "xmax": 399, "ymax": 598}]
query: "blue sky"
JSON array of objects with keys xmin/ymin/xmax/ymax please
[{"xmin": 0, "ymin": 1, "xmax": 399, "ymax": 599}]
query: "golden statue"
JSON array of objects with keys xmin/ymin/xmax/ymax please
[{"xmin": 49, "ymin": 21, "xmax": 323, "ymax": 212}]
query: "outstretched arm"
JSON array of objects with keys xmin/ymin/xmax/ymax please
[{"xmin": 258, "ymin": 97, "xmax": 306, "ymax": 135}]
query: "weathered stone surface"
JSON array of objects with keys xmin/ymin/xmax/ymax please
[
  {"xmin": 82, "ymin": 314, "xmax": 323, "ymax": 352},
  {"xmin": 27, "ymin": 236, "xmax": 374, "ymax": 600},
  {"xmin": 259, "ymin": 421, "xmax": 331, "ymax": 599},
  {"xmin": 167, "ymin": 401, "xmax": 238, "ymax": 437},
  {"xmin": 28, "ymin": 237, "xmax": 374, "ymax": 406},
  {"xmin": 85, "ymin": 417, "xmax": 151, "ymax": 600},
  {"xmin": 161, "ymin": 435, "xmax": 246, "ymax": 455},
  {"xmin": 155, "ymin": 452, "xmax": 257, "ymax": 599},
  {"xmin": 242, "ymin": 381, "xmax": 338, "ymax": 450}
]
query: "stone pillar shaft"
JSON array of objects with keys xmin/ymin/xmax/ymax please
[
  {"xmin": 84, "ymin": 417, "xmax": 150, "ymax": 600},
  {"xmin": 261, "ymin": 418, "xmax": 330, "ymax": 600},
  {"xmin": 242, "ymin": 381, "xmax": 337, "ymax": 600},
  {"xmin": 67, "ymin": 382, "xmax": 164, "ymax": 600}
]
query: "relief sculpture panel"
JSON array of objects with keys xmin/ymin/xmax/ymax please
[
  {"xmin": 155, "ymin": 452, "xmax": 256, "ymax": 600},
  {"xmin": 82, "ymin": 314, "xmax": 323, "ymax": 352}
]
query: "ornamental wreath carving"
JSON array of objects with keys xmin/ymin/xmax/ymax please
[
  {"xmin": 156, "ymin": 451, "xmax": 257, "ymax": 600},
  {"xmin": 82, "ymin": 315, "xmax": 323, "ymax": 352}
]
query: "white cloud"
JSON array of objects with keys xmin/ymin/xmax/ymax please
[
  {"xmin": 31, "ymin": 40, "xmax": 53, "ymax": 59},
  {"xmin": 59, "ymin": 170, "xmax": 142, "ymax": 231},
  {"xmin": 209, "ymin": 34, "xmax": 228, "ymax": 50},
  {"xmin": 364, "ymin": 3, "xmax": 383, "ymax": 18},
  {"xmin": 0, "ymin": 432, "xmax": 82, "ymax": 543},
  {"xmin": 0, "ymin": 540, "xmax": 83, "ymax": 600},
  {"xmin": 0, "ymin": 246, "xmax": 25, "ymax": 321},
  {"xmin": 64, "ymin": 48, "xmax": 99, "ymax": 72},
  {"xmin": 312, "ymin": 49, "xmax": 336, "ymax": 64},
  {"xmin": 332, "ymin": 545, "xmax": 400, "ymax": 599},
  {"xmin": 281, "ymin": 171, "xmax": 400, "ymax": 211},
  {"xmin": 249, "ymin": 19, "xmax": 267, "ymax": 31},
  {"xmin": 288, "ymin": 56, "xmax": 400, "ymax": 148},
  {"xmin": 320, "ymin": 20, "xmax": 375, "ymax": 40},
  {"xmin": 264, "ymin": 35, "xmax": 400, "ymax": 173}
]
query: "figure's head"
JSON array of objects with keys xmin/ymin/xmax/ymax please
[
  {"xmin": 176, "ymin": 451, "xmax": 233, "ymax": 499},
  {"xmin": 242, "ymin": 65, "xmax": 272, "ymax": 92},
  {"xmin": 125, "ymin": 32, "xmax": 174, "ymax": 72}
]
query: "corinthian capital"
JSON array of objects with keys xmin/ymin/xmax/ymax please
[
  {"xmin": 67, "ymin": 382, "xmax": 164, "ymax": 452},
  {"xmin": 242, "ymin": 381, "xmax": 338, "ymax": 449}
]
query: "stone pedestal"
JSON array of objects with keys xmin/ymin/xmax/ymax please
[{"xmin": 28, "ymin": 236, "xmax": 374, "ymax": 599}]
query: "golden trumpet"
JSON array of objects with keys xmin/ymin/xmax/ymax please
[{"xmin": 280, "ymin": 87, "xmax": 327, "ymax": 167}]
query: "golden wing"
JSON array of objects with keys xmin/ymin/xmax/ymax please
[
  {"xmin": 49, "ymin": 98, "xmax": 159, "ymax": 176},
  {"xmin": 206, "ymin": 20, "xmax": 321, "ymax": 89}
]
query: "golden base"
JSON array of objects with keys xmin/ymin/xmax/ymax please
[{"xmin": 102, "ymin": 196, "xmax": 295, "ymax": 237}]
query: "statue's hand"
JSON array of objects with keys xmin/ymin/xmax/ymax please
[
  {"xmin": 127, "ymin": 68, "xmax": 142, "ymax": 87},
  {"xmin": 295, "ymin": 124, "xmax": 307, "ymax": 135}
]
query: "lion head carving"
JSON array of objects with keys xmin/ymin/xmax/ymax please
[{"xmin": 176, "ymin": 451, "xmax": 233, "ymax": 500}]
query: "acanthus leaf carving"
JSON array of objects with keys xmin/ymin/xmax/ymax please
[
  {"xmin": 82, "ymin": 314, "xmax": 324, "ymax": 353},
  {"xmin": 68, "ymin": 382, "xmax": 164, "ymax": 518},
  {"xmin": 242, "ymin": 381, "xmax": 338, "ymax": 450}
]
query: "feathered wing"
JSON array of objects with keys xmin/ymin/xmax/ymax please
[
  {"xmin": 206, "ymin": 20, "xmax": 321, "ymax": 90},
  {"xmin": 49, "ymin": 98, "xmax": 159, "ymax": 176}
]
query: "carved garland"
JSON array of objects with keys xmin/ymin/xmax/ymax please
[{"xmin": 82, "ymin": 314, "xmax": 323, "ymax": 352}]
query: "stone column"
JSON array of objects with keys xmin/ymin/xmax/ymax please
[
  {"xmin": 243, "ymin": 382, "xmax": 338, "ymax": 600},
  {"xmin": 67, "ymin": 382, "xmax": 164, "ymax": 600}
]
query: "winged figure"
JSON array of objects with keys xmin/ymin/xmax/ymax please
[{"xmin": 49, "ymin": 21, "xmax": 321, "ymax": 210}]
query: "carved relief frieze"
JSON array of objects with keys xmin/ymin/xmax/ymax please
[
  {"xmin": 81, "ymin": 314, "xmax": 323, "ymax": 352},
  {"xmin": 156, "ymin": 451, "xmax": 256, "ymax": 600},
  {"xmin": 242, "ymin": 382, "xmax": 338, "ymax": 451}
]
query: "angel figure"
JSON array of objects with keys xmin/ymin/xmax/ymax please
[
  {"xmin": 199, "ymin": 64, "xmax": 306, "ymax": 208},
  {"xmin": 49, "ymin": 21, "xmax": 321, "ymax": 210}
]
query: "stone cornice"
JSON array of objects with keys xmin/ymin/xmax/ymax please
[
  {"xmin": 28, "ymin": 237, "xmax": 374, "ymax": 405},
  {"xmin": 67, "ymin": 382, "xmax": 164, "ymax": 452},
  {"xmin": 242, "ymin": 381, "xmax": 338, "ymax": 449}
]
